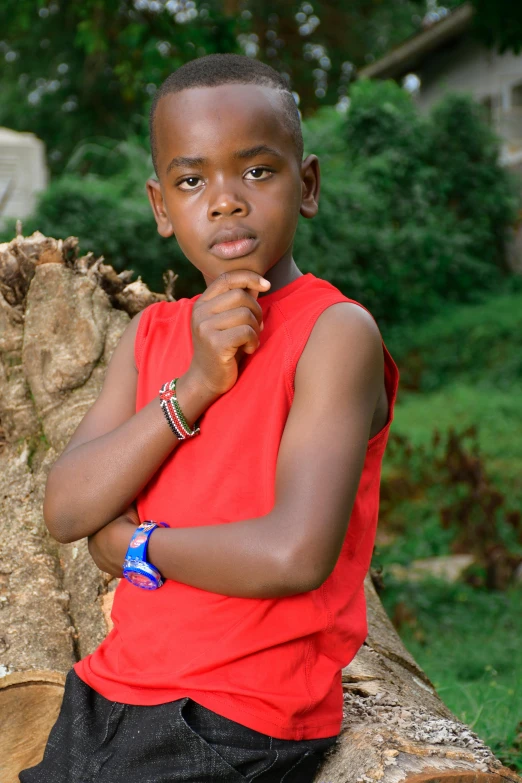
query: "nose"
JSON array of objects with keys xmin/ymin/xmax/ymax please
[{"xmin": 207, "ymin": 180, "xmax": 249, "ymax": 220}]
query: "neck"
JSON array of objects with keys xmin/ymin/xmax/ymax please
[
  {"xmin": 201, "ymin": 251, "xmax": 303, "ymax": 296},
  {"xmin": 257, "ymin": 254, "xmax": 302, "ymax": 298}
]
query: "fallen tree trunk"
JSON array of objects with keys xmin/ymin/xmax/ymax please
[{"xmin": 0, "ymin": 232, "xmax": 519, "ymax": 783}]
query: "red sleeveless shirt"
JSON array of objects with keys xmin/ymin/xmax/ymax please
[{"xmin": 74, "ymin": 272, "xmax": 399, "ymax": 740}]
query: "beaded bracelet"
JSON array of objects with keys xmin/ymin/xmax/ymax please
[{"xmin": 159, "ymin": 378, "xmax": 201, "ymax": 441}]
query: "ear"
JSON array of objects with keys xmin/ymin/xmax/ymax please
[
  {"xmin": 299, "ymin": 154, "xmax": 320, "ymax": 219},
  {"xmin": 146, "ymin": 178, "xmax": 174, "ymax": 238}
]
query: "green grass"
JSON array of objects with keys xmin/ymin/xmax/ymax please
[
  {"xmin": 385, "ymin": 287, "xmax": 522, "ymax": 394},
  {"xmin": 375, "ymin": 382, "xmax": 522, "ymax": 565},
  {"xmin": 389, "ymin": 382, "xmax": 522, "ymax": 489},
  {"xmin": 378, "ymin": 577, "xmax": 522, "ymax": 770},
  {"xmin": 377, "ymin": 288, "xmax": 522, "ymax": 770}
]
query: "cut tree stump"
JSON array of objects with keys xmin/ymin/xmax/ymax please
[{"xmin": 0, "ymin": 232, "xmax": 519, "ymax": 783}]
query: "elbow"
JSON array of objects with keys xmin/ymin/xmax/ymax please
[
  {"xmin": 281, "ymin": 548, "xmax": 328, "ymax": 595},
  {"xmin": 50, "ymin": 527, "xmax": 80, "ymax": 545},
  {"xmin": 43, "ymin": 504, "xmax": 76, "ymax": 544},
  {"xmin": 43, "ymin": 474, "xmax": 79, "ymax": 544},
  {"xmin": 301, "ymin": 567, "xmax": 329, "ymax": 593}
]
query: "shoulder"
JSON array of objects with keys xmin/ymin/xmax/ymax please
[
  {"xmin": 296, "ymin": 301, "xmax": 384, "ymax": 398},
  {"xmin": 315, "ymin": 299, "xmax": 380, "ymax": 334},
  {"xmin": 136, "ymin": 298, "xmax": 186, "ymax": 327},
  {"xmin": 133, "ymin": 299, "xmax": 189, "ymax": 369},
  {"xmin": 308, "ymin": 301, "xmax": 382, "ymax": 362}
]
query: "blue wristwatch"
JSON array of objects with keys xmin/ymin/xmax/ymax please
[{"xmin": 123, "ymin": 521, "xmax": 168, "ymax": 590}]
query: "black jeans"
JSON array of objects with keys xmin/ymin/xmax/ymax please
[{"xmin": 19, "ymin": 669, "xmax": 339, "ymax": 782}]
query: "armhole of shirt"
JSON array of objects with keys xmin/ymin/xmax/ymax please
[
  {"xmin": 368, "ymin": 341, "xmax": 400, "ymax": 448},
  {"xmin": 134, "ymin": 302, "xmax": 162, "ymax": 372},
  {"xmin": 134, "ymin": 298, "xmax": 188, "ymax": 373},
  {"xmin": 281, "ymin": 294, "xmax": 400, "ymax": 446},
  {"xmin": 342, "ymin": 298, "xmax": 400, "ymax": 447}
]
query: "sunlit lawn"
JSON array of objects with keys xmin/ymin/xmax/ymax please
[
  {"xmin": 378, "ymin": 579, "xmax": 522, "ymax": 770},
  {"xmin": 377, "ymin": 370, "xmax": 522, "ymax": 770},
  {"xmin": 388, "ymin": 382, "xmax": 522, "ymax": 491}
]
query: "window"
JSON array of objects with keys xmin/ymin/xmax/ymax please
[
  {"xmin": 480, "ymin": 94, "xmax": 500, "ymax": 126},
  {"xmin": 511, "ymin": 82, "xmax": 522, "ymax": 107}
]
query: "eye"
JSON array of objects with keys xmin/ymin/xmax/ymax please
[
  {"xmin": 178, "ymin": 176, "xmax": 203, "ymax": 191},
  {"xmin": 245, "ymin": 167, "xmax": 273, "ymax": 181}
]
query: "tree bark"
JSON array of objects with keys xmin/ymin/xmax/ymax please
[{"xmin": 0, "ymin": 232, "xmax": 519, "ymax": 783}]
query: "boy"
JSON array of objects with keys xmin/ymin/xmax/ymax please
[{"xmin": 21, "ymin": 54, "xmax": 399, "ymax": 782}]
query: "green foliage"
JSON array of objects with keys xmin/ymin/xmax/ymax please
[
  {"xmin": 376, "ymin": 291, "xmax": 522, "ymax": 579},
  {"xmin": 386, "ymin": 290, "xmax": 522, "ymax": 392},
  {"xmin": 2, "ymin": 82, "xmax": 519, "ymax": 322},
  {"xmin": 2, "ymin": 1, "xmax": 522, "ymax": 175},
  {"xmin": 62, "ymin": 135, "xmax": 152, "ymax": 183},
  {"xmin": 391, "ymin": 382, "xmax": 522, "ymax": 484},
  {"xmin": 380, "ymin": 312, "xmax": 522, "ymax": 569},
  {"xmin": 427, "ymin": 94, "xmax": 516, "ymax": 271},
  {"xmin": 0, "ymin": 0, "xmax": 423, "ymax": 174},
  {"xmin": 376, "ymin": 576, "xmax": 522, "ymax": 771},
  {"xmin": 374, "ymin": 290, "xmax": 522, "ymax": 769},
  {"xmin": 379, "ymin": 423, "xmax": 522, "ymax": 580},
  {"xmin": 0, "ymin": 172, "xmax": 201, "ymax": 298},
  {"xmin": 295, "ymin": 82, "xmax": 520, "ymax": 327},
  {"xmin": 0, "ymin": 0, "xmax": 239, "ymax": 174},
  {"xmin": 344, "ymin": 79, "xmax": 422, "ymax": 158},
  {"xmin": 471, "ymin": 0, "xmax": 522, "ymax": 54}
]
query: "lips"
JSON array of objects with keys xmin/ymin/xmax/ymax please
[
  {"xmin": 209, "ymin": 227, "xmax": 258, "ymax": 260},
  {"xmin": 210, "ymin": 227, "xmax": 256, "ymax": 247}
]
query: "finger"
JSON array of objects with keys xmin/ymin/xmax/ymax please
[
  {"xmin": 220, "ymin": 324, "xmax": 260, "ymax": 356},
  {"xmin": 199, "ymin": 270, "xmax": 270, "ymax": 303},
  {"xmin": 201, "ymin": 289, "xmax": 263, "ymax": 325},
  {"xmin": 208, "ymin": 307, "xmax": 262, "ymax": 334}
]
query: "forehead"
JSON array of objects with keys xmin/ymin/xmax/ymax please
[{"xmin": 154, "ymin": 84, "xmax": 295, "ymax": 172}]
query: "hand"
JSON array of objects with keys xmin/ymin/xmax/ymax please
[
  {"xmin": 87, "ymin": 514, "xmax": 137, "ymax": 578},
  {"xmin": 186, "ymin": 270, "xmax": 270, "ymax": 396}
]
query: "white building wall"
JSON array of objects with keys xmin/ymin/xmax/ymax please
[
  {"xmin": 413, "ymin": 36, "xmax": 522, "ymax": 161},
  {"xmin": 0, "ymin": 128, "xmax": 48, "ymax": 228}
]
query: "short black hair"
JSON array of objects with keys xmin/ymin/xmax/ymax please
[{"xmin": 149, "ymin": 53, "xmax": 303, "ymax": 176}]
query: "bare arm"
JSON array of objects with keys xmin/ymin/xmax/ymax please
[
  {"xmin": 88, "ymin": 303, "xmax": 385, "ymax": 598},
  {"xmin": 44, "ymin": 312, "xmax": 219, "ymax": 543},
  {"xmin": 44, "ymin": 270, "xmax": 269, "ymax": 544}
]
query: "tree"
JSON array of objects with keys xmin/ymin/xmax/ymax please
[
  {"xmin": 0, "ymin": 0, "xmax": 239, "ymax": 173},
  {"xmin": 470, "ymin": 0, "xmax": 522, "ymax": 53},
  {"xmin": 0, "ymin": 0, "xmax": 447, "ymax": 174},
  {"xmin": 2, "ymin": 1, "xmax": 522, "ymax": 176}
]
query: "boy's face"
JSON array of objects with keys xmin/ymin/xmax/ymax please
[{"xmin": 146, "ymin": 83, "xmax": 319, "ymax": 286}]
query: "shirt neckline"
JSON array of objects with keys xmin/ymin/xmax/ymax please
[{"xmin": 257, "ymin": 272, "xmax": 313, "ymax": 308}]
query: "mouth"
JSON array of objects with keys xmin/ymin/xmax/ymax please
[{"xmin": 209, "ymin": 228, "xmax": 258, "ymax": 260}]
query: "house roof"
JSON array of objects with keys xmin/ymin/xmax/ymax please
[{"xmin": 357, "ymin": 2, "xmax": 474, "ymax": 81}]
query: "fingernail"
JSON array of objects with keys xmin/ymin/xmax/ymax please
[
  {"xmin": 261, "ymin": 322, "xmax": 265, "ymax": 330},
  {"xmin": 261, "ymin": 279, "xmax": 271, "ymax": 287}
]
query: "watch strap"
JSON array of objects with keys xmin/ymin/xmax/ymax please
[{"xmin": 123, "ymin": 520, "xmax": 168, "ymax": 589}]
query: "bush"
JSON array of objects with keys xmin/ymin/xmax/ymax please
[
  {"xmin": 376, "ymin": 576, "xmax": 522, "ymax": 772},
  {"xmin": 0, "ymin": 138, "xmax": 203, "ymax": 298},
  {"xmin": 2, "ymin": 83, "xmax": 519, "ymax": 321},
  {"xmin": 294, "ymin": 81, "xmax": 520, "ymax": 327},
  {"xmin": 1, "ymin": 175, "xmax": 200, "ymax": 296},
  {"xmin": 379, "ymin": 423, "xmax": 522, "ymax": 578},
  {"xmin": 385, "ymin": 289, "xmax": 522, "ymax": 392}
]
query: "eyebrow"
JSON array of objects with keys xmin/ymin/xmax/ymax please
[
  {"xmin": 165, "ymin": 145, "xmax": 284, "ymax": 175},
  {"xmin": 166, "ymin": 155, "xmax": 206, "ymax": 175},
  {"xmin": 233, "ymin": 145, "xmax": 284, "ymax": 160}
]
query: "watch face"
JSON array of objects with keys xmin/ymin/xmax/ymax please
[{"xmin": 125, "ymin": 571, "xmax": 156, "ymax": 589}]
